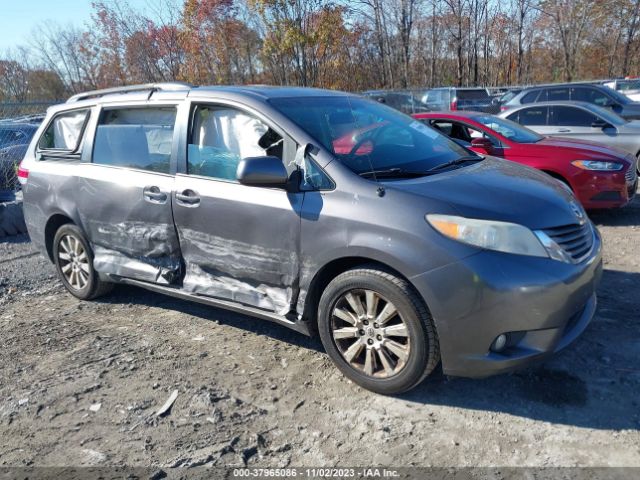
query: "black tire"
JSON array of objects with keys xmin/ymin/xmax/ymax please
[
  {"xmin": 636, "ymin": 152, "xmax": 640, "ymax": 176},
  {"xmin": 318, "ymin": 266, "xmax": 440, "ymax": 394},
  {"xmin": 53, "ymin": 224, "xmax": 113, "ymax": 300}
]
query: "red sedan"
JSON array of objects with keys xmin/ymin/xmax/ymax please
[{"xmin": 413, "ymin": 112, "xmax": 637, "ymax": 209}]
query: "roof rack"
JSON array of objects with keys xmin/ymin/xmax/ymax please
[{"xmin": 66, "ymin": 82, "xmax": 193, "ymax": 103}]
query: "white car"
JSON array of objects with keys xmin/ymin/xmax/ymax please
[{"xmin": 604, "ymin": 79, "xmax": 640, "ymax": 102}]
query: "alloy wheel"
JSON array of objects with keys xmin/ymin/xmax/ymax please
[
  {"xmin": 57, "ymin": 234, "xmax": 90, "ymax": 290},
  {"xmin": 331, "ymin": 289, "xmax": 410, "ymax": 378}
]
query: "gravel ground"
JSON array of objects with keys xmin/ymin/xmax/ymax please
[{"xmin": 0, "ymin": 192, "xmax": 639, "ymax": 469}]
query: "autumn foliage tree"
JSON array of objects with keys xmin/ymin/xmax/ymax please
[{"xmin": 1, "ymin": 0, "xmax": 640, "ymax": 101}]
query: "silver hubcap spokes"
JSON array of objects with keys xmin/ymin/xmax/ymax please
[
  {"xmin": 58, "ymin": 234, "xmax": 90, "ymax": 290},
  {"xmin": 331, "ymin": 289, "xmax": 410, "ymax": 379}
]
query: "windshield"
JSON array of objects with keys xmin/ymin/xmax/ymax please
[
  {"xmin": 269, "ymin": 96, "xmax": 476, "ymax": 176},
  {"xmin": 472, "ymin": 115, "xmax": 542, "ymax": 143},
  {"xmin": 618, "ymin": 79, "xmax": 640, "ymax": 91},
  {"xmin": 499, "ymin": 90, "xmax": 520, "ymax": 103},
  {"xmin": 586, "ymin": 104, "xmax": 627, "ymax": 126}
]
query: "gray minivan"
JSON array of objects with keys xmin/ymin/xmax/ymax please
[{"xmin": 19, "ymin": 83, "xmax": 602, "ymax": 394}]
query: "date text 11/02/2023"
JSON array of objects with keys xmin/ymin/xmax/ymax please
[{"xmin": 232, "ymin": 468, "xmax": 400, "ymax": 478}]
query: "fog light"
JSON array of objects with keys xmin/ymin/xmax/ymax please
[{"xmin": 491, "ymin": 334, "xmax": 507, "ymax": 353}]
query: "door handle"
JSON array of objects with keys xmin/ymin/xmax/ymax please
[
  {"xmin": 143, "ymin": 186, "xmax": 168, "ymax": 204},
  {"xmin": 176, "ymin": 189, "xmax": 201, "ymax": 206},
  {"xmin": 558, "ymin": 128, "xmax": 572, "ymax": 133}
]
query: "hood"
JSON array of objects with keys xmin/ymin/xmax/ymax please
[
  {"xmin": 620, "ymin": 103, "xmax": 640, "ymax": 119},
  {"xmin": 532, "ymin": 137, "xmax": 632, "ymax": 160},
  {"xmin": 386, "ymin": 157, "xmax": 586, "ymax": 230},
  {"xmin": 621, "ymin": 119, "xmax": 640, "ymax": 131}
]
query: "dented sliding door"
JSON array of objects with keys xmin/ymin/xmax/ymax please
[{"xmin": 76, "ymin": 104, "xmax": 182, "ymax": 284}]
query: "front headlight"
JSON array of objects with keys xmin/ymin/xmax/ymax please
[
  {"xmin": 426, "ymin": 214, "xmax": 548, "ymax": 258},
  {"xmin": 571, "ymin": 160, "xmax": 624, "ymax": 171}
]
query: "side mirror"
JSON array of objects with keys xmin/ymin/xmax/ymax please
[
  {"xmin": 237, "ymin": 156, "xmax": 289, "ymax": 188},
  {"xmin": 470, "ymin": 137, "xmax": 494, "ymax": 152}
]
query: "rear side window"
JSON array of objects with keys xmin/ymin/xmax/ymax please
[
  {"xmin": 39, "ymin": 109, "xmax": 89, "ymax": 152},
  {"xmin": 550, "ymin": 106, "xmax": 597, "ymax": 126},
  {"xmin": 426, "ymin": 90, "xmax": 446, "ymax": 104},
  {"xmin": 515, "ymin": 107, "xmax": 548, "ymax": 126},
  {"xmin": 520, "ymin": 91, "xmax": 540, "ymax": 104},
  {"xmin": 571, "ymin": 87, "xmax": 611, "ymax": 106},
  {"xmin": 457, "ymin": 89, "xmax": 490, "ymax": 100},
  {"xmin": 92, "ymin": 107, "xmax": 176, "ymax": 174},
  {"xmin": 547, "ymin": 88, "xmax": 570, "ymax": 101}
]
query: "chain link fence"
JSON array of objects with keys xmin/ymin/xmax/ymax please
[{"xmin": 0, "ymin": 101, "xmax": 54, "ymax": 201}]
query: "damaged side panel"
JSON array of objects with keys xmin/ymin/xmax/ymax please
[
  {"xmin": 172, "ymin": 176, "xmax": 302, "ymax": 315},
  {"xmin": 75, "ymin": 165, "xmax": 182, "ymax": 284}
]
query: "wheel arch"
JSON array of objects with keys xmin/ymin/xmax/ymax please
[
  {"xmin": 44, "ymin": 213, "xmax": 75, "ymax": 262},
  {"xmin": 301, "ymin": 256, "xmax": 427, "ymax": 336}
]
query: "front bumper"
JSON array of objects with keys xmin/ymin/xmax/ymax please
[
  {"xmin": 574, "ymin": 167, "xmax": 637, "ymax": 210},
  {"xmin": 411, "ymin": 228, "xmax": 602, "ymax": 378}
]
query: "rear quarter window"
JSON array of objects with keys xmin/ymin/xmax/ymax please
[
  {"xmin": 38, "ymin": 109, "xmax": 90, "ymax": 152},
  {"xmin": 520, "ymin": 91, "xmax": 540, "ymax": 104}
]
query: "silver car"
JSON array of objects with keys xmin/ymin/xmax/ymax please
[
  {"xmin": 19, "ymin": 83, "xmax": 602, "ymax": 394},
  {"xmin": 499, "ymin": 101, "xmax": 640, "ymax": 174}
]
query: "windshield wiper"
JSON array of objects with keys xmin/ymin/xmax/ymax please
[
  {"xmin": 427, "ymin": 156, "xmax": 484, "ymax": 172},
  {"xmin": 358, "ymin": 168, "xmax": 437, "ymax": 179}
]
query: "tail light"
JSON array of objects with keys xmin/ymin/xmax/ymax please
[
  {"xmin": 17, "ymin": 162, "xmax": 29, "ymax": 185},
  {"xmin": 450, "ymin": 98, "xmax": 458, "ymax": 111},
  {"xmin": 500, "ymin": 106, "xmax": 508, "ymax": 112}
]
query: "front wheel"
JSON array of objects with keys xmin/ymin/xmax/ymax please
[
  {"xmin": 53, "ymin": 224, "xmax": 113, "ymax": 300},
  {"xmin": 318, "ymin": 266, "xmax": 440, "ymax": 394}
]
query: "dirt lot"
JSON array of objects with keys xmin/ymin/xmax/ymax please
[{"xmin": 0, "ymin": 193, "xmax": 639, "ymax": 469}]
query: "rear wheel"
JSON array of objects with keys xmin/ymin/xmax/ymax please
[
  {"xmin": 53, "ymin": 224, "xmax": 113, "ymax": 300},
  {"xmin": 636, "ymin": 152, "xmax": 640, "ymax": 176},
  {"xmin": 318, "ymin": 266, "xmax": 439, "ymax": 394}
]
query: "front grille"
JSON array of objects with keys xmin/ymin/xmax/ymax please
[
  {"xmin": 625, "ymin": 165, "xmax": 636, "ymax": 183},
  {"xmin": 543, "ymin": 222, "xmax": 594, "ymax": 263}
]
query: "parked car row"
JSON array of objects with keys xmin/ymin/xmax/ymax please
[
  {"xmin": 367, "ymin": 78, "xmax": 640, "ymax": 206},
  {"xmin": 19, "ymin": 83, "xmax": 604, "ymax": 394},
  {"xmin": 362, "ymin": 87, "xmax": 494, "ymax": 114},
  {"xmin": 500, "ymin": 82, "xmax": 640, "ymax": 120},
  {"xmin": 366, "ymin": 78, "xmax": 640, "ymax": 117},
  {"xmin": 0, "ymin": 121, "xmax": 41, "ymax": 198},
  {"xmin": 413, "ymin": 111, "xmax": 637, "ymax": 210}
]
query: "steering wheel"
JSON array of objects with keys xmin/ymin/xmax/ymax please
[
  {"xmin": 347, "ymin": 123, "xmax": 393, "ymax": 157},
  {"xmin": 348, "ymin": 136, "xmax": 374, "ymax": 157}
]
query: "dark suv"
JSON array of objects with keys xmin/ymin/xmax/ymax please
[
  {"xmin": 361, "ymin": 90, "xmax": 430, "ymax": 114},
  {"xmin": 502, "ymin": 83, "xmax": 640, "ymax": 120},
  {"xmin": 421, "ymin": 87, "xmax": 493, "ymax": 112},
  {"xmin": 20, "ymin": 83, "xmax": 602, "ymax": 394}
]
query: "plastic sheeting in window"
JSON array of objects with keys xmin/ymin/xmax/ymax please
[
  {"xmin": 52, "ymin": 110, "xmax": 87, "ymax": 149},
  {"xmin": 188, "ymin": 107, "xmax": 278, "ymax": 180}
]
